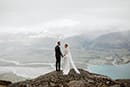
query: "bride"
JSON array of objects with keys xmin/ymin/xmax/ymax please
[{"xmin": 63, "ymin": 43, "xmax": 80, "ymax": 75}]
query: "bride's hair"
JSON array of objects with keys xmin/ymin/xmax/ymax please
[{"xmin": 65, "ymin": 43, "xmax": 68, "ymax": 47}]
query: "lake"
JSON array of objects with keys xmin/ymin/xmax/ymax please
[{"xmin": 88, "ymin": 63, "xmax": 130, "ymax": 79}]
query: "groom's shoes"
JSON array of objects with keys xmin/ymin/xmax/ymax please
[{"xmin": 56, "ymin": 69, "xmax": 60, "ymax": 72}]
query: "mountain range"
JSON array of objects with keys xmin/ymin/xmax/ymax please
[
  {"xmin": 64, "ymin": 31, "xmax": 130, "ymax": 50},
  {"xmin": 89, "ymin": 31, "xmax": 130, "ymax": 49},
  {"xmin": 0, "ymin": 31, "xmax": 130, "ymax": 51}
]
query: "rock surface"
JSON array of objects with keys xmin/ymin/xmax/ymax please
[
  {"xmin": 7, "ymin": 69, "xmax": 130, "ymax": 87},
  {"xmin": 115, "ymin": 79, "xmax": 130, "ymax": 87},
  {"xmin": 0, "ymin": 80, "xmax": 12, "ymax": 87}
]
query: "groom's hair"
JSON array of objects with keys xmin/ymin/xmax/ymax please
[{"xmin": 57, "ymin": 41, "xmax": 60, "ymax": 45}]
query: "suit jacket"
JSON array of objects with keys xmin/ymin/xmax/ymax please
[{"xmin": 55, "ymin": 45, "xmax": 62, "ymax": 58}]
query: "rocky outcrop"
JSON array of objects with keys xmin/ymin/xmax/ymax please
[
  {"xmin": 7, "ymin": 69, "xmax": 130, "ymax": 87},
  {"xmin": 0, "ymin": 80, "xmax": 12, "ymax": 87},
  {"xmin": 115, "ymin": 79, "xmax": 130, "ymax": 87}
]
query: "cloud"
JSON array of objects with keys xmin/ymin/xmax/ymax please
[
  {"xmin": 38, "ymin": 19, "xmax": 81, "ymax": 37},
  {"xmin": 0, "ymin": 0, "xmax": 129, "ymax": 37},
  {"xmin": 41, "ymin": 19, "xmax": 80, "ymax": 29}
]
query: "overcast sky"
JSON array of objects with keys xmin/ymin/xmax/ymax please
[{"xmin": 0, "ymin": 0, "xmax": 130, "ymax": 37}]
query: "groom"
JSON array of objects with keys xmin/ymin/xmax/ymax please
[{"xmin": 55, "ymin": 41, "xmax": 63, "ymax": 71}]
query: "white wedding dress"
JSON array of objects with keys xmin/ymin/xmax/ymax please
[{"xmin": 63, "ymin": 47, "xmax": 80, "ymax": 75}]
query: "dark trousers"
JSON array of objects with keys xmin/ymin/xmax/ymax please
[{"xmin": 56, "ymin": 56, "xmax": 61, "ymax": 71}]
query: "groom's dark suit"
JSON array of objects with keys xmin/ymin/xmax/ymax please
[{"xmin": 55, "ymin": 45, "xmax": 63, "ymax": 71}]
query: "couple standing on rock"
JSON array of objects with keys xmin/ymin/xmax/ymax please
[{"xmin": 55, "ymin": 41, "xmax": 80, "ymax": 75}]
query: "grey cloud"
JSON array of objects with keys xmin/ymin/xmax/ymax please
[{"xmin": 0, "ymin": 0, "xmax": 130, "ymax": 36}]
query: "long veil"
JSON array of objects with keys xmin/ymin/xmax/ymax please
[{"xmin": 68, "ymin": 48, "xmax": 80, "ymax": 74}]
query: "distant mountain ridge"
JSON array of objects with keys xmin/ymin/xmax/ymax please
[
  {"xmin": 89, "ymin": 31, "xmax": 130, "ymax": 49},
  {"xmin": 0, "ymin": 31, "xmax": 129, "ymax": 50},
  {"xmin": 64, "ymin": 31, "xmax": 130, "ymax": 50}
]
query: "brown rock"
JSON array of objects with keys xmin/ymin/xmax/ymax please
[
  {"xmin": 0, "ymin": 80, "xmax": 12, "ymax": 87},
  {"xmin": 67, "ymin": 80, "xmax": 89, "ymax": 87},
  {"xmin": 115, "ymin": 79, "xmax": 130, "ymax": 87},
  {"xmin": 109, "ymin": 85, "xmax": 121, "ymax": 87},
  {"xmin": 7, "ymin": 69, "xmax": 130, "ymax": 87}
]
